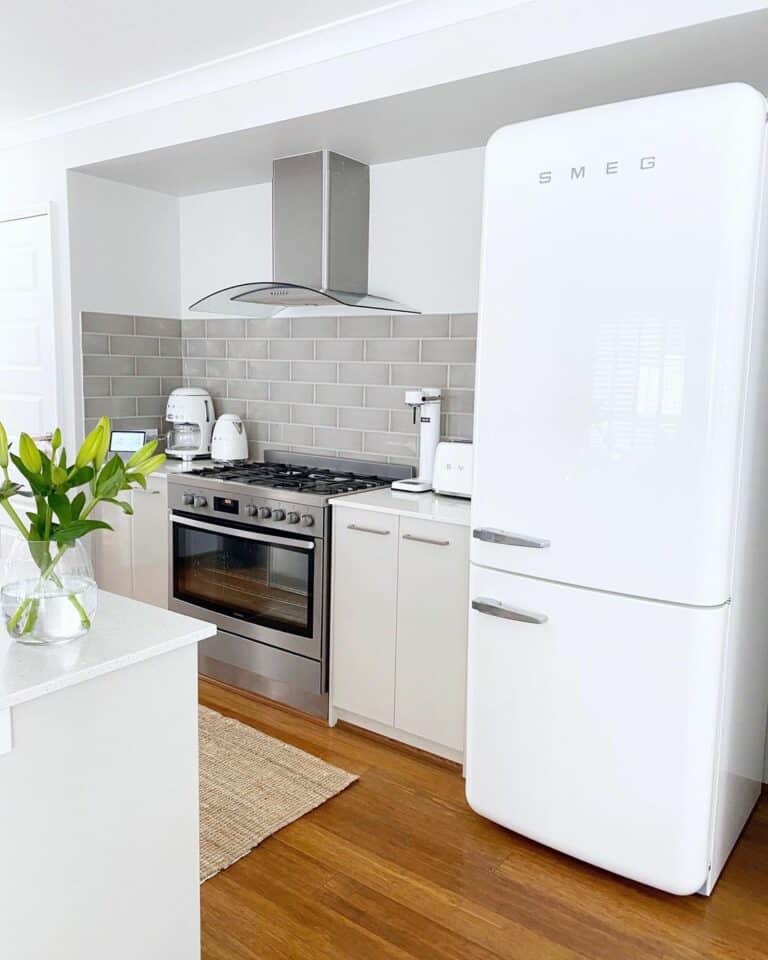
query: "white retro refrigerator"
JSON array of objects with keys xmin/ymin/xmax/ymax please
[{"xmin": 466, "ymin": 84, "xmax": 768, "ymax": 895}]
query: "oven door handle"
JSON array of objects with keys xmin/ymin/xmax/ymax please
[{"xmin": 170, "ymin": 513, "xmax": 315, "ymax": 550}]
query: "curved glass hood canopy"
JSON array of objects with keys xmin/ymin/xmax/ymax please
[{"xmin": 190, "ymin": 151, "xmax": 419, "ymax": 317}]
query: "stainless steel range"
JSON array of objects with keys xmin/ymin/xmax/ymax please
[{"xmin": 167, "ymin": 450, "xmax": 413, "ymax": 717}]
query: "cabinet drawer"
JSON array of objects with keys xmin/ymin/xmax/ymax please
[
  {"xmin": 395, "ymin": 518, "xmax": 470, "ymax": 750},
  {"xmin": 331, "ymin": 508, "xmax": 399, "ymax": 724}
]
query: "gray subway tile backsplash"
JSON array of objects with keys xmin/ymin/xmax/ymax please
[
  {"xmin": 205, "ymin": 317, "xmax": 246, "ymax": 339},
  {"xmin": 227, "ymin": 339, "xmax": 269, "ymax": 359},
  {"xmin": 270, "ymin": 381, "xmax": 314, "ymax": 403},
  {"xmin": 82, "ymin": 312, "xmax": 134, "ymax": 335},
  {"xmin": 338, "ymin": 362, "xmax": 388, "ymax": 385},
  {"xmin": 421, "ymin": 338, "xmax": 477, "ymax": 363},
  {"xmin": 83, "ymin": 355, "xmax": 135, "ymax": 377},
  {"xmin": 81, "ymin": 311, "xmax": 476, "ymax": 464},
  {"xmin": 291, "ymin": 403, "xmax": 338, "ymax": 427},
  {"xmin": 269, "ymin": 339, "xmax": 314, "ymax": 360},
  {"xmin": 110, "ymin": 376, "xmax": 161, "ymax": 397},
  {"xmin": 315, "ymin": 384, "xmax": 364, "ymax": 407},
  {"xmin": 291, "ymin": 361, "xmax": 338, "ymax": 383},
  {"xmin": 364, "ymin": 339, "xmax": 419, "ymax": 362},
  {"xmin": 393, "ymin": 314, "xmax": 448, "ymax": 338},
  {"xmin": 136, "ymin": 357, "xmax": 183, "ymax": 376},
  {"xmin": 135, "ymin": 316, "xmax": 181, "ymax": 338},
  {"xmin": 109, "ymin": 335, "xmax": 160, "ymax": 357},
  {"xmin": 205, "ymin": 358, "xmax": 247, "ymax": 380}
]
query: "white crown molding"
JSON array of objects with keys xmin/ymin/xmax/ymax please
[{"xmin": 0, "ymin": 0, "xmax": 518, "ymax": 150}]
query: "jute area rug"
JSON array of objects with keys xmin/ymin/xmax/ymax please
[{"xmin": 199, "ymin": 705, "xmax": 357, "ymax": 882}]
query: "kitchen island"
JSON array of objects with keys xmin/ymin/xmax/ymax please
[{"xmin": 0, "ymin": 591, "xmax": 215, "ymax": 960}]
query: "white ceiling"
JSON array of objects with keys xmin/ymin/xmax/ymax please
[
  {"xmin": 76, "ymin": 9, "xmax": 768, "ymax": 196},
  {"xmin": 0, "ymin": 0, "xmax": 393, "ymax": 126}
]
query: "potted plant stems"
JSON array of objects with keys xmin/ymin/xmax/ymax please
[{"xmin": 0, "ymin": 417, "xmax": 165, "ymax": 644}]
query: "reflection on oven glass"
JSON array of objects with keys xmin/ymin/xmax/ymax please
[{"xmin": 174, "ymin": 526, "xmax": 311, "ymax": 635}]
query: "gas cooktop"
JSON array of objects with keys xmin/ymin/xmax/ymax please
[
  {"xmin": 169, "ymin": 450, "xmax": 415, "ymax": 505},
  {"xmin": 183, "ymin": 461, "xmax": 392, "ymax": 495}
]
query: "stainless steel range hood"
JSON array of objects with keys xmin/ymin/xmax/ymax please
[{"xmin": 189, "ymin": 151, "xmax": 419, "ymax": 316}]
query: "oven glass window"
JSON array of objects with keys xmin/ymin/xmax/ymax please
[{"xmin": 173, "ymin": 521, "xmax": 313, "ymax": 637}]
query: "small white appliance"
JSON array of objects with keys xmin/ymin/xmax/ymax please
[
  {"xmin": 432, "ymin": 441, "xmax": 473, "ymax": 499},
  {"xmin": 165, "ymin": 387, "xmax": 214, "ymax": 461},
  {"xmin": 467, "ymin": 84, "xmax": 768, "ymax": 897},
  {"xmin": 211, "ymin": 414, "xmax": 249, "ymax": 463},
  {"xmin": 391, "ymin": 389, "xmax": 441, "ymax": 493}
]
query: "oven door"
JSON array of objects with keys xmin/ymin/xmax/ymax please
[{"xmin": 169, "ymin": 512, "xmax": 322, "ymax": 659}]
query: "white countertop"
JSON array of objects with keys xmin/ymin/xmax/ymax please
[
  {"xmin": 149, "ymin": 457, "xmax": 216, "ymax": 479},
  {"xmin": 0, "ymin": 592, "xmax": 215, "ymax": 710},
  {"xmin": 330, "ymin": 487, "xmax": 472, "ymax": 526}
]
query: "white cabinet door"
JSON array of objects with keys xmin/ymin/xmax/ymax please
[
  {"xmin": 0, "ymin": 209, "xmax": 58, "ymax": 538},
  {"xmin": 131, "ymin": 477, "xmax": 168, "ymax": 608},
  {"xmin": 91, "ymin": 500, "xmax": 133, "ymax": 598},
  {"xmin": 395, "ymin": 518, "xmax": 469, "ymax": 751},
  {"xmin": 331, "ymin": 507, "xmax": 398, "ymax": 725},
  {"xmin": 0, "ymin": 209, "xmax": 57, "ymax": 441}
]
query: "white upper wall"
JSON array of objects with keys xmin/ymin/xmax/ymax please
[
  {"xmin": 0, "ymin": 0, "xmax": 759, "ymax": 443},
  {"xmin": 68, "ymin": 172, "xmax": 181, "ymax": 320},
  {"xmin": 179, "ymin": 148, "xmax": 483, "ymax": 317}
]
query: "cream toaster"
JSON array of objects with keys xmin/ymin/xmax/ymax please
[{"xmin": 432, "ymin": 441, "xmax": 473, "ymax": 498}]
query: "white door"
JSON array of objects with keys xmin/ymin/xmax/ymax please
[
  {"xmin": 0, "ymin": 208, "xmax": 58, "ymax": 545},
  {"xmin": 472, "ymin": 85, "xmax": 766, "ymax": 605},
  {"xmin": 331, "ymin": 507, "xmax": 399, "ymax": 724},
  {"xmin": 465, "ymin": 565, "xmax": 727, "ymax": 895},
  {"xmin": 395, "ymin": 518, "xmax": 469, "ymax": 751}
]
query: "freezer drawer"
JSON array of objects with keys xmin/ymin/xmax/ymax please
[{"xmin": 465, "ymin": 566, "xmax": 727, "ymax": 895}]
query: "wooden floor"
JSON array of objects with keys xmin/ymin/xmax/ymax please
[{"xmin": 199, "ymin": 679, "xmax": 768, "ymax": 960}]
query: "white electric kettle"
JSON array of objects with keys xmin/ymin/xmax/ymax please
[{"xmin": 211, "ymin": 414, "xmax": 249, "ymax": 463}]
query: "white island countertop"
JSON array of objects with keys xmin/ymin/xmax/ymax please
[
  {"xmin": 0, "ymin": 591, "xmax": 214, "ymax": 710},
  {"xmin": 330, "ymin": 487, "xmax": 472, "ymax": 527}
]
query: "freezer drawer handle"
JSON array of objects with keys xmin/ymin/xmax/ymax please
[
  {"xmin": 402, "ymin": 533, "xmax": 450, "ymax": 547},
  {"xmin": 473, "ymin": 528, "xmax": 550, "ymax": 548},
  {"xmin": 347, "ymin": 523, "xmax": 390, "ymax": 536},
  {"xmin": 472, "ymin": 597, "xmax": 548, "ymax": 624}
]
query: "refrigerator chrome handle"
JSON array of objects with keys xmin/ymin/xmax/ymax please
[
  {"xmin": 473, "ymin": 528, "xmax": 550, "ymax": 548},
  {"xmin": 471, "ymin": 597, "xmax": 548, "ymax": 625}
]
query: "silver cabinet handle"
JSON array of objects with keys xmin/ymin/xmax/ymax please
[
  {"xmin": 402, "ymin": 533, "xmax": 450, "ymax": 547},
  {"xmin": 472, "ymin": 597, "xmax": 548, "ymax": 624},
  {"xmin": 473, "ymin": 528, "xmax": 550, "ymax": 548},
  {"xmin": 347, "ymin": 523, "xmax": 390, "ymax": 536}
]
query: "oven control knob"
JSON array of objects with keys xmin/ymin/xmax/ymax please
[
  {"xmin": 182, "ymin": 493, "xmax": 194, "ymax": 506},
  {"xmin": 286, "ymin": 512, "xmax": 300, "ymax": 524},
  {"xmin": 272, "ymin": 509, "xmax": 286, "ymax": 521},
  {"xmin": 193, "ymin": 495, "xmax": 207, "ymax": 508},
  {"xmin": 257, "ymin": 507, "xmax": 272, "ymax": 519},
  {"xmin": 245, "ymin": 504, "xmax": 257, "ymax": 517},
  {"xmin": 300, "ymin": 514, "xmax": 314, "ymax": 527}
]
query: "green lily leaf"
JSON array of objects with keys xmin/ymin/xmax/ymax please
[
  {"xmin": 10, "ymin": 454, "xmax": 50, "ymax": 496},
  {"xmin": 71, "ymin": 491, "xmax": 86, "ymax": 520},
  {"xmin": 95, "ymin": 454, "xmax": 125, "ymax": 499},
  {"xmin": 49, "ymin": 492, "xmax": 72, "ymax": 525},
  {"xmin": 103, "ymin": 498, "xmax": 134, "ymax": 516},
  {"xmin": 54, "ymin": 519, "xmax": 113, "ymax": 544}
]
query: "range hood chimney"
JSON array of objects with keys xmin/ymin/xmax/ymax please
[{"xmin": 189, "ymin": 151, "xmax": 419, "ymax": 316}]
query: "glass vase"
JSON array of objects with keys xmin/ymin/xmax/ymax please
[{"xmin": 1, "ymin": 537, "xmax": 98, "ymax": 645}]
